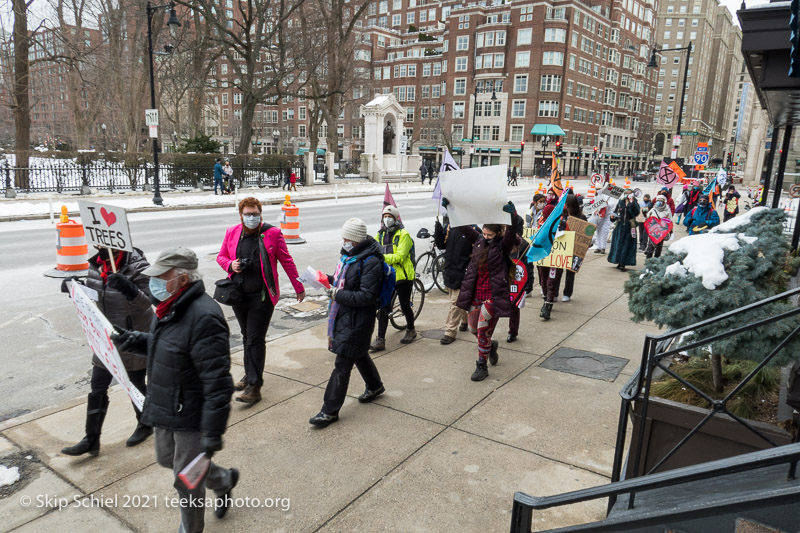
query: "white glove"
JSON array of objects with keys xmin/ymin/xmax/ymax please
[{"xmin": 326, "ymin": 287, "xmax": 338, "ymax": 300}]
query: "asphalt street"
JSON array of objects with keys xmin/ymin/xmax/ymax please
[{"xmin": 0, "ymin": 185, "xmax": 541, "ymax": 421}]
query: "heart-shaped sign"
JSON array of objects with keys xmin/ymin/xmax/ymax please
[
  {"xmin": 100, "ymin": 207, "xmax": 117, "ymax": 227},
  {"xmin": 644, "ymin": 216, "xmax": 673, "ymax": 245}
]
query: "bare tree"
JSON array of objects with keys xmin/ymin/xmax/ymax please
[{"xmin": 10, "ymin": 0, "xmax": 35, "ymax": 182}]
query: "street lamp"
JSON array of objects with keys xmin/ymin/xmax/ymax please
[
  {"xmin": 648, "ymin": 43, "xmax": 692, "ymax": 163},
  {"xmin": 100, "ymin": 123, "xmax": 107, "ymax": 152},
  {"xmin": 469, "ymin": 84, "xmax": 497, "ymax": 167},
  {"xmin": 272, "ymin": 129, "xmax": 280, "ymax": 154},
  {"xmin": 540, "ymin": 135, "xmax": 550, "ymax": 178},
  {"xmin": 146, "ymin": 0, "xmax": 181, "ymax": 206}
]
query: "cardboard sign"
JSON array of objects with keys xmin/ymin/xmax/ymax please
[
  {"xmin": 566, "ymin": 217, "xmax": 596, "ymax": 272},
  {"xmin": 77, "ymin": 200, "xmax": 133, "ymax": 252},
  {"xmin": 583, "ymin": 198, "xmax": 608, "ymax": 216},
  {"xmin": 644, "ymin": 216, "xmax": 673, "ymax": 245},
  {"xmin": 70, "ymin": 283, "xmax": 144, "ymax": 410},
  {"xmin": 509, "ymin": 258, "xmax": 528, "ymax": 305},
  {"xmin": 668, "ymin": 160, "xmax": 686, "ymax": 178},
  {"xmin": 601, "ymin": 183, "xmax": 625, "ymax": 199},
  {"xmin": 533, "ymin": 231, "xmax": 575, "ymax": 270},
  {"xmin": 439, "ymin": 165, "xmax": 509, "ymax": 228}
]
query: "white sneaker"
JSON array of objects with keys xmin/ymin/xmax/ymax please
[{"xmin": 562, "ymin": 296, "xmax": 570, "ymax": 302}]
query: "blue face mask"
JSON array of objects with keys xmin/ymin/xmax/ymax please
[
  {"xmin": 149, "ymin": 277, "xmax": 172, "ymax": 301},
  {"xmin": 242, "ymin": 214, "xmax": 261, "ymax": 229}
]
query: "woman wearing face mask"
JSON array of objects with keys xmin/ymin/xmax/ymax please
[
  {"xmin": 446, "ymin": 198, "xmax": 518, "ymax": 381},
  {"xmin": 644, "ymin": 194, "xmax": 672, "ymax": 259},
  {"xmin": 684, "ymin": 194, "xmax": 720, "ymax": 235},
  {"xmin": 309, "ymin": 218, "xmax": 386, "ymax": 428},
  {"xmin": 217, "ymin": 197, "xmax": 305, "ymax": 404},
  {"xmin": 370, "ymin": 205, "xmax": 417, "ymax": 352},
  {"xmin": 60, "ymin": 246, "xmax": 154, "ymax": 457},
  {"xmin": 607, "ymin": 189, "xmax": 641, "ymax": 272}
]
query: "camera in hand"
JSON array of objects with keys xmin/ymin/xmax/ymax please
[{"xmin": 238, "ymin": 258, "xmax": 251, "ymax": 271}]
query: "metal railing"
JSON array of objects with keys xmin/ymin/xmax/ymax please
[{"xmin": 608, "ymin": 286, "xmax": 800, "ymax": 512}]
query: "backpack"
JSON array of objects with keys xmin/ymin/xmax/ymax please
[{"xmin": 358, "ymin": 256, "xmax": 396, "ymax": 308}]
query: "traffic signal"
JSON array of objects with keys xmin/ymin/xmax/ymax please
[
  {"xmin": 520, "ymin": 141, "xmax": 525, "ymax": 152},
  {"xmin": 555, "ymin": 141, "xmax": 562, "ymax": 155},
  {"xmin": 593, "ymin": 146, "xmax": 598, "ymax": 158},
  {"xmin": 792, "ymin": 0, "xmax": 800, "ymax": 76}
]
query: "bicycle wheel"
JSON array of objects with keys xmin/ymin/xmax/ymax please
[
  {"xmin": 433, "ymin": 253, "xmax": 447, "ymax": 294},
  {"xmin": 389, "ymin": 278, "xmax": 426, "ymax": 329},
  {"xmin": 415, "ymin": 251, "xmax": 436, "ymax": 293}
]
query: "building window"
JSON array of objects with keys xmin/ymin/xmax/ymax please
[
  {"xmin": 542, "ymin": 51, "xmax": 564, "ymax": 66},
  {"xmin": 511, "ymin": 100, "xmax": 526, "ymax": 118},
  {"xmin": 456, "ymin": 35, "xmax": 469, "ymax": 51},
  {"xmin": 564, "ymin": 105, "xmax": 571, "ymax": 120},
  {"xmin": 540, "ymin": 75, "xmax": 562, "ymax": 92},
  {"xmin": 515, "ymin": 51, "xmax": 530, "ymax": 68},
  {"xmin": 510, "ymin": 125, "xmax": 524, "ymax": 142},
  {"xmin": 517, "ymin": 28, "xmax": 532, "ymax": 45},
  {"xmin": 453, "ymin": 102, "xmax": 465, "ymax": 118},
  {"xmin": 538, "ymin": 100, "xmax": 559, "ymax": 117},
  {"xmin": 544, "ymin": 28, "xmax": 566, "ymax": 42},
  {"xmin": 455, "ymin": 57, "xmax": 468, "ymax": 71},
  {"xmin": 454, "ymin": 78, "xmax": 466, "ymax": 95},
  {"xmin": 514, "ymin": 74, "xmax": 528, "ymax": 93}
]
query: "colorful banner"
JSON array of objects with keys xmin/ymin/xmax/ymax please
[
  {"xmin": 526, "ymin": 191, "xmax": 569, "ymax": 263},
  {"xmin": 656, "ymin": 161, "xmax": 680, "ymax": 187}
]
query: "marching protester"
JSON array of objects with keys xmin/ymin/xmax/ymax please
[
  {"xmin": 60, "ymin": 247, "xmax": 154, "ymax": 457},
  {"xmin": 370, "ymin": 205, "xmax": 417, "ymax": 351},
  {"xmin": 644, "ymin": 194, "xmax": 673, "ymax": 259},
  {"xmin": 560, "ymin": 194, "xmax": 586, "ymax": 303},
  {"xmin": 659, "ymin": 186, "xmax": 676, "ymax": 215},
  {"xmin": 111, "ymin": 247, "xmax": 239, "ymax": 533},
  {"xmin": 217, "ymin": 197, "xmax": 305, "ymax": 404},
  {"xmin": 309, "ymin": 218, "xmax": 386, "ymax": 428},
  {"xmin": 507, "ymin": 206, "xmax": 527, "ymax": 342},
  {"xmin": 684, "ymin": 194, "xmax": 720, "ymax": 235},
  {"xmin": 592, "ymin": 196, "xmax": 614, "ymax": 255},
  {"xmin": 443, "ymin": 197, "xmax": 518, "ymax": 381},
  {"xmin": 637, "ymin": 194, "xmax": 652, "ymax": 252},
  {"xmin": 675, "ymin": 184, "xmax": 691, "ymax": 224},
  {"xmin": 723, "ymin": 184, "xmax": 741, "ymax": 222},
  {"xmin": 537, "ymin": 189, "xmax": 564, "ymax": 319},
  {"xmin": 526, "ymin": 193, "xmax": 547, "ymax": 229},
  {"xmin": 686, "ymin": 183, "xmax": 702, "ymax": 214},
  {"xmin": 434, "ymin": 214, "xmax": 471, "ymax": 345},
  {"xmin": 607, "ymin": 189, "xmax": 641, "ymax": 272}
]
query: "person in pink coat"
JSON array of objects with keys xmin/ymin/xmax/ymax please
[{"xmin": 217, "ymin": 197, "xmax": 305, "ymax": 404}]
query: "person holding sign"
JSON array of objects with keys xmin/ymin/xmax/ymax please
[
  {"xmin": 607, "ymin": 189, "xmax": 641, "ymax": 271},
  {"xmin": 112, "ymin": 247, "xmax": 239, "ymax": 532},
  {"xmin": 560, "ymin": 194, "xmax": 587, "ymax": 302},
  {"xmin": 644, "ymin": 195, "xmax": 673, "ymax": 259},
  {"xmin": 217, "ymin": 197, "xmax": 306, "ymax": 404},
  {"xmin": 445, "ymin": 197, "xmax": 519, "ymax": 382},
  {"xmin": 60, "ymin": 246, "xmax": 155, "ymax": 457}
]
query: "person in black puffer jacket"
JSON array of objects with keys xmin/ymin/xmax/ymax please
[
  {"xmin": 112, "ymin": 247, "xmax": 238, "ymax": 532},
  {"xmin": 60, "ymin": 247, "xmax": 154, "ymax": 457},
  {"xmin": 309, "ymin": 218, "xmax": 385, "ymax": 428},
  {"xmin": 434, "ymin": 214, "xmax": 472, "ymax": 345}
]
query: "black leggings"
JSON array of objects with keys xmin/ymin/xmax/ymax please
[
  {"xmin": 377, "ymin": 280, "xmax": 415, "ymax": 337},
  {"xmin": 232, "ymin": 291, "xmax": 275, "ymax": 387}
]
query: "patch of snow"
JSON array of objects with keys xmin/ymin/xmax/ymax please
[
  {"xmin": 0, "ymin": 464, "xmax": 20, "ymax": 487},
  {"xmin": 710, "ymin": 206, "xmax": 768, "ymax": 233},
  {"xmin": 667, "ymin": 233, "xmax": 757, "ymax": 290},
  {"xmin": 665, "ymin": 262, "xmax": 687, "ymax": 277}
]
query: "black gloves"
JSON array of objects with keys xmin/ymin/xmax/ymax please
[
  {"xmin": 201, "ymin": 435, "xmax": 223, "ymax": 459},
  {"xmin": 108, "ymin": 273, "xmax": 138, "ymax": 300},
  {"xmin": 502, "ymin": 201, "xmax": 516, "ymax": 214},
  {"xmin": 110, "ymin": 329, "xmax": 149, "ymax": 354},
  {"xmin": 441, "ymin": 197, "xmax": 449, "ymax": 208},
  {"xmin": 60, "ymin": 276, "xmax": 81, "ymax": 294}
]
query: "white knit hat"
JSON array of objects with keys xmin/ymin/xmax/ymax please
[
  {"xmin": 341, "ymin": 218, "xmax": 367, "ymax": 242},
  {"xmin": 382, "ymin": 205, "xmax": 400, "ymax": 220}
]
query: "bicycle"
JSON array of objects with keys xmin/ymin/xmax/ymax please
[
  {"xmin": 388, "ymin": 277, "xmax": 425, "ymax": 330},
  {"xmin": 415, "ymin": 228, "xmax": 447, "ymax": 294}
]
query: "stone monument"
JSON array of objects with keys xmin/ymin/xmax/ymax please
[{"xmin": 360, "ymin": 94, "xmax": 419, "ymax": 183}]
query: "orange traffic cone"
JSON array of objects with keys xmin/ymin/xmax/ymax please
[
  {"xmin": 624, "ymin": 177, "xmax": 631, "ymax": 189},
  {"xmin": 586, "ymin": 183, "xmax": 596, "ymax": 201},
  {"xmin": 536, "ymin": 182, "xmax": 544, "ymax": 194}
]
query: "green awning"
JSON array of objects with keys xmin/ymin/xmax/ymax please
[
  {"xmin": 296, "ymin": 148, "xmax": 327, "ymax": 156},
  {"xmin": 530, "ymin": 124, "xmax": 566, "ymax": 137},
  {"xmin": 451, "ymin": 147, "xmax": 463, "ymax": 153},
  {"xmin": 509, "ymin": 149, "xmax": 522, "ymax": 154},
  {"xmin": 418, "ymin": 146, "xmax": 438, "ymax": 151},
  {"xmin": 489, "ymin": 148, "xmax": 501, "ymax": 153}
]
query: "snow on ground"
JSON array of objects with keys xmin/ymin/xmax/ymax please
[
  {"xmin": 0, "ymin": 465, "xmax": 19, "ymax": 487},
  {"xmin": 667, "ymin": 232, "xmax": 757, "ymax": 290}
]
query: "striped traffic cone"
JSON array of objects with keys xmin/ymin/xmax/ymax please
[
  {"xmin": 536, "ymin": 182, "xmax": 544, "ymax": 194},
  {"xmin": 624, "ymin": 177, "xmax": 631, "ymax": 189},
  {"xmin": 586, "ymin": 183, "xmax": 596, "ymax": 201}
]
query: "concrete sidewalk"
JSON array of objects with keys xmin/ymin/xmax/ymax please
[{"xmin": 0, "ymin": 247, "xmax": 654, "ymax": 533}]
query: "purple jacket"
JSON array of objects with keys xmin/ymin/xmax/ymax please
[{"xmin": 456, "ymin": 224, "xmax": 518, "ymax": 317}]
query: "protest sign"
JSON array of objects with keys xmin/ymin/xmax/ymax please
[
  {"xmin": 582, "ymin": 198, "xmax": 608, "ymax": 216},
  {"xmin": 656, "ymin": 161, "xmax": 681, "ymax": 187},
  {"xmin": 534, "ymin": 231, "xmax": 575, "ymax": 269},
  {"xmin": 601, "ymin": 183, "xmax": 625, "ymax": 199},
  {"xmin": 644, "ymin": 217, "xmax": 673, "ymax": 244},
  {"xmin": 509, "ymin": 258, "xmax": 528, "ymax": 306},
  {"xmin": 70, "ymin": 283, "xmax": 144, "ymax": 410},
  {"xmin": 439, "ymin": 165, "xmax": 508, "ymax": 228},
  {"xmin": 78, "ymin": 200, "xmax": 133, "ymax": 252},
  {"xmin": 566, "ymin": 217, "xmax": 596, "ymax": 272}
]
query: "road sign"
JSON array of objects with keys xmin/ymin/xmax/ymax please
[
  {"xmin": 680, "ymin": 131, "xmax": 700, "ymax": 136},
  {"xmin": 672, "ymin": 135, "xmax": 682, "ymax": 146},
  {"xmin": 149, "ymin": 125, "xmax": 158, "ymax": 139},
  {"xmin": 693, "ymin": 152, "xmax": 709, "ymax": 165},
  {"xmin": 145, "ymin": 109, "xmax": 159, "ymax": 126},
  {"xmin": 671, "ymin": 149, "xmax": 678, "ymax": 159},
  {"xmin": 400, "ymin": 135, "xmax": 408, "ymax": 155},
  {"xmin": 590, "ymin": 173, "xmax": 604, "ymax": 188}
]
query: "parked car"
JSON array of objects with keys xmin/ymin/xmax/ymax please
[{"xmin": 632, "ymin": 171, "xmax": 652, "ymax": 182}]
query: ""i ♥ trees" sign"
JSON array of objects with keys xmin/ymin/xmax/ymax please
[{"xmin": 77, "ymin": 200, "xmax": 133, "ymax": 252}]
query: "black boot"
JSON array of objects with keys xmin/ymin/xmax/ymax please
[
  {"xmin": 61, "ymin": 393, "xmax": 108, "ymax": 457},
  {"xmin": 126, "ymin": 406, "xmax": 153, "ymax": 447},
  {"xmin": 541, "ymin": 302, "xmax": 553, "ymax": 321}
]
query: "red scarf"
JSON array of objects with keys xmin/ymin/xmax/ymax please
[
  {"xmin": 155, "ymin": 284, "xmax": 191, "ymax": 319},
  {"xmin": 97, "ymin": 251, "xmax": 126, "ymax": 283}
]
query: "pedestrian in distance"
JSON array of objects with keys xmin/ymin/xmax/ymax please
[
  {"xmin": 510, "ymin": 166, "xmax": 518, "ymax": 186},
  {"xmin": 289, "ymin": 170, "xmax": 298, "ymax": 192},
  {"xmin": 217, "ymin": 197, "xmax": 305, "ymax": 404},
  {"xmin": 282, "ymin": 163, "xmax": 291, "ymax": 190},
  {"xmin": 370, "ymin": 205, "xmax": 417, "ymax": 352},
  {"xmin": 420, "ymin": 161, "xmax": 428, "ymax": 185},
  {"xmin": 644, "ymin": 194, "xmax": 672, "ymax": 259},
  {"xmin": 222, "ymin": 159, "xmax": 234, "ymax": 194},
  {"xmin": 723, "ymin": 184, "xmax": 741, "ymax": 222},
  {"xmin": 213, "ymin": 158, "xmax": 225, "ymax": 195},
  {"xmin": 443, "ymin": 197, "xmax": 519, "ymax": 381},
  {"xmin": 608, "ymin": 189, "xmax": 641, "ymax": 272},
  {"xmin": 560, "ymin": 194, "xmax": 586, "ymax": 302},
  {"xmin": 309, "ymin": 218, "xmax": 386, "ymax": 428},
  {"xmin": 427, "ymin": 162, "xmax": 435, "ymax": 184},
  {"xmin": 111, "ymin": 247, "xmax": 239, "ymax": 533},
  {"xmin": 434, "ymin": 214, "xmax": 472, "ymax": 345},
  {"xmin": 60, "ymin": 247, "xmax": 154, "ymax": 457}
]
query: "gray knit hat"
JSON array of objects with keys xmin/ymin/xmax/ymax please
[{"xmin": 341, "ymin": 218, "xmax": 367, "ymax": 242}]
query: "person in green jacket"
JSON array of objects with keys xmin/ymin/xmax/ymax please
[{"xmin": 370, "ymin": 205, "xmax": 417, "ymax": 351}]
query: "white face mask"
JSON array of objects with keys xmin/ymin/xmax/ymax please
[
  {"xmin": 242, "ymin": 214, "xmax": 261, "ymax": 229},
  {"xmin": 536, "ymin": 202, "xmax": 545, "ymax": 210},
  {"xmin": 383, "ymin": 216, "xmax": 395, "ymax": 228},
  {"xmin": 342, "ymin": 241, "xmax": 354, "ymax": 253}
]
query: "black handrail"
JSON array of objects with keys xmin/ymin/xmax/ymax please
[{"xmin": 511, "ymin": 443, "xmax": 800, "ymax": 533}]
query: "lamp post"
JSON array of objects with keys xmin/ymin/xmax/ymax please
[
  {"xmin": 272, "ymin": 129, "xmax": 280, "ymax": 155},
  {"xmin": 146, "ymin": 0, "xmax": 181, "ymax": 206},
  {"xmin": 101, "ymin": 123, "xmax": 107, "ymax": 152},
  {"xmin": 540, "ymin": 135, "xmax": 550, "ymax": 178},
  {"xmin": 576, "ymin": 146, "xmax": 582, "ymax": 180},
  {"xmin": 648, "ymin": 43, "xmax": 692, "ymax": 163}
]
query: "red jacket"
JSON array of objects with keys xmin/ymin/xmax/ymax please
[{"xmin": 217, "ymin": 223, "xmax": 304, "ymax": 305}]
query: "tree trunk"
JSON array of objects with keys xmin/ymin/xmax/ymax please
[
  {"xmin": 711, "ymin": 352, "xmax": 724, "ymax": 394},
  {"xmin": 237, "ymin": 92, "xmax": 256, "ymax": 155},
  {"xmin": 12, "ymin": 0, "xmax": 31, "ymax": 187}
]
